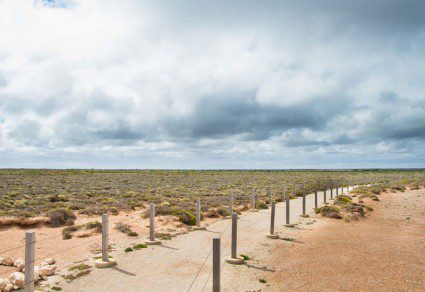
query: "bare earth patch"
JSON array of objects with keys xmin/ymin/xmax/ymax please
[{"xmin": 265, "ymin": 188, "xmax": 425, "ymax": 291}]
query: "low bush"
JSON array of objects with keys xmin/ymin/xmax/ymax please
[
  {"xmin": 115, "ymin": 222, "xmax": 139, "ymax": 237},
  {"xmin": 178, "ymin": 210, "xmax": 196, "ymax": 226},
  {"xmin": 315, "ymin": 205, "xmax": 342, "ymax": 219},
  {"xmin": 47, "ymin": 208, "xmax": 76, "ymax": 227}
]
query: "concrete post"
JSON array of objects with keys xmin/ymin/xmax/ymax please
[
  {"xmin": 24, "ymin": 231, "xmax": 35, "ymax": 292},
  {"xmin": 225, "ymin": 213, "xmax": 244, "ymax": 264},
  {"xmin": 285, "ymin": 196, "xmax": 293, "ymax": 227},
  {"xmin": 336, "ymin": 180, "xmax": 339, "ymax": 196},
  {"xmin": 250, "ymin": 189, "xmax": 255, "ymax": 210},
  {"xmin": 212, "ymin": 237, "xmax": 220, "ymax": 292},
  {"xmin": 150, "ymin": 203, "xmax": 155, "ymax": 241},
  {"xmin": 95, "ymin": 214, "xmax": 116, "ymax": 268},
  {"xmin": 282, "ymin": 183, "xmax": 286, "ymax": 202},
  {"xmin": 102, "ymin": 214, "xmax": 109, "ymax": 262},
  {"xmin": 300, "ymin": 183, "xmax": 308, "ymax": 217},
  {"xmin": 229, "ymin": 192, "xmax": 233, "ymax": 216},
  {"xmin": 193, "ymin": 198, "xmax": 206, "ymax": 231},
  {"xmin": 266, "ymin": 202, "xmax": 279, "ymax": 239},
  {"xmin": 314, "ymin": 189, "xmax": 318, "ymax": 209},
  {"xmin": 196, "ymin": 198, "xmax": 201, "ymax": 227},
  {"xmin": 330, "ymin": 182, "xmax": 333, "ymax": 199},
  {"xmin": 323, "ymin": 184, "xmax": 327, "ymax": 204},
  {"xmin": 146, "ymin": 203, "xmax": 161, "ymax": 245}
]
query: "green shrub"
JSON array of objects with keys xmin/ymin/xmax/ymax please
[
  {"xmin": 255, "ymin": 201, "xmax": 268, "ymax": 210},
  {"xmin": 178, "ymin": 210, "xmax": 196, "ymax": 226},
  {"xmin": 124, "ymin": 247, "xmax": 133, "ymax": 253},
  {"xmin": 315, "ymin": 205, "xmax": 342, "ymax": 219},
  {"xmin": 133, "ymin": 244, "xmax": 147, "ymax": 250}
]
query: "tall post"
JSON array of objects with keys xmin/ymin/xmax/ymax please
[
  {"xmin": 285, "ymin": 196, "xmax": 293, "ymax": 227},
  {"xmin": 145, "ymin": 203, "xmax": 161, "ymax": 245},
  {"xmin": 330, "ymin": 181, "xmax": 333, "ymax": 199},
  {"xmin": 102, "ymin": 214, "xmax": 109, "ymax": 262},
  {"xmin": 336, "ymin": 180, "xmax": 339, "ymax": 196},
  {"xmin": 282, "ymin": 183, "xmax": 286, "ymax": 202},
  {"xmin": 250, "ymin": 189, "xmax": 255, "ymax": 210},
  {"xmin": 24, "ymin": 231, "xmax": 35, "ymax": 292},
  {"xmin": 266, "ymin": 202, "xmax": 279, "ymax": 239},
  {"xmin": 95, "ymin": 214, "xmax": 116, "ymax": 268},
  {"xmin": 229, "ymin": 192, "xmax": 233, "ymax": 216},
  {"xmin": 150, "ymin": 203, "xmax": 155, "ymax": 241},
  {"xmin": 302, "ymin": 183, "xmax": 306, "ymax": 216},
  {"xmin": 212, "ymin": 238, "xmax": 220, "ymax": 292},
  {"xmin": 314, "ymin": 189, "xmax": 318, "ymax": 209},
  {"xmin": 324, "ymin": 183, "xmax": 327, "ymax": 204},
  {"xmin": 196, "ymin": 198, "xmax": 201, "ymax": 227},
  {"xmin": 225, "ymin": 213, "xmax": 244, "ymax": 264},
  {"xmin": 231, "ymin": 213, "xmax": 237, "ymax": 258}
]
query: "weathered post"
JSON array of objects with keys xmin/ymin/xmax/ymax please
[
  {"xmin": 300, "ymin": 183, "xmax": 308, "ymax": 217},
  {"xmin": 285, "ymin": 196, "xmax": 294, "ymax": 227},
  {"xmin": 314, "ymin": 189, "xmax": 318, "ymax": 209},
  {"xmin": 250, "ymin": 189, "xmax": 257, "ymax": 211},
  {"xmin": 225, "ymin": 213, "xmax": 244, "ymax": 264},
  {"xmin": 102, "ymin": 214, "xmax": 109, "ymax": 261},
  {"xmin": 323, "ymin": 183, "xmax": 328, "ymax": 204},
  {"xmin": 24, "ymin": 231, "xmax": 35, "ymax": 292},
  {"xmin": 212, "ymin": 237, "xmax": 220, "ymax": 292},
  {"xmin": 229, "ymin": 192, "xmax": 233, "ymax": 217},
  {"xmin": 330, "ymin": 181, "xmax": 333, "ymax": 199},
  {"xmin": 336, "ymin": 180, "xmax": 339, "ymax": 196},
  {"xmin": 266, "ymin": 202, "xmax": 279, "ymax": 239},
  {"xmin": 95, "ymin": 214, "xmax": 116, "ymax": 268},
  {"xmin": 146, "ymin": 203, "xmax": 161, "ymax": 245},
  {"xmin": 193, "ymin": 198, "xmax": 206, "ymax": 230},
  {"xmin": 282, "ymin": 183, "xmax": 286, "ymax": 202}
]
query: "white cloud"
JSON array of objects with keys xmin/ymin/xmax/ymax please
[{"xmin": 0, "ymin": 0, "xmax": 424, "ymax": 168}]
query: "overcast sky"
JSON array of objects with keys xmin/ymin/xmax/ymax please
[{"xmin": 0, "ymin": 0, "xmax": 424, "ymax": 169}]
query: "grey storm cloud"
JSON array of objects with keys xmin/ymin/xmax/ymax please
[{"xmin": 0, "ymin": 0, "xmax": 424, "ymax": 168}]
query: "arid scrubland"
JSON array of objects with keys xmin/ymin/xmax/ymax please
[{"xmin": 0, "ymin": 169, "xmax": 423, "ymax": 229}]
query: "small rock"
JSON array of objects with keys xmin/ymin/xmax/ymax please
[
  {"xmin": 35, "ymin": 265, "xmax": 57, "ymax": 279},
  {"xmin": 0, "ymin": 278, "xmax": 14, "ymax": 292},
  {"xmin": 14, "ymin": 258, "xmax": 25, "ymax": 272},
  {"xmin": 40, "ymin": 258, "xmax": 56, "ymax": 266},
  {"xmin": 9, "ymin": 272, "xmax": 25, "ymax": 289},
  {"xmin": 0, "ymin": 258, "xmax": 14, "ymax": 266}
]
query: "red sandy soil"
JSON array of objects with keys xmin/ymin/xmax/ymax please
[{"xmin": 266, "ymin": 188, "xmax": 425, "ymax": 291}]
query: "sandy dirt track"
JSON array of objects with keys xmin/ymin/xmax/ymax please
[{"xmin": 265, "ymin": 188, "xmax": 425, "ymax": 291}]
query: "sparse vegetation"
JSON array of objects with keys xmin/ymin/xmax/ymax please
[
  {"xmin": 47, "ymin": 208, "xmax": 76, "ymax": 227},
  {"xmin": 240, "ymin": 254, "xmax": 250, "ymax": 260},
  {"xmin": 69, "ymin": 263, "xmax": 91, "ymax": 271},
  {"xmin": 124, "ymin": 247, "xmax": 134, "ymax": 253},
  {"xmin": 115, "ymin": 222, "xmax": 139, "ymax": 237},
  {"xmin": 315, "ymin": 205, "xmax": 342, "ymax": 219},
  {"xmin": 0, "ymin": 169, "xmax": 423, "ymax": 228},
  {"xmin": 133, "ymin": 243, "xmax": 147, "ymax": 250}
]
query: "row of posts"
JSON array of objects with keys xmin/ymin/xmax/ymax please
[{"xmin": 21, "ymin": 177, "xmax": 387, "ymax": 292}]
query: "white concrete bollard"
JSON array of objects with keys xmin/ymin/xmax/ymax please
[
  {"xmin": 24, "ymin": 231, "xmax": 35, "ymax": 292},
  {"xmin": 193, "ymin": 198, "xmax": 206, "ymax": 231},
  {"xmin": 213, "ymin": 237, "xmax": 220, "ymax": 292},
  {"xmin": 285, "ymin": 196, "xmax": 294, "ymax": 227},
  {"xmin": 146, "ymin": 203, "xmax": 161, "ymax": 245},
  {"xmin": 95, "ymin": 214, "xmax": 116, "ymax": 268},
  {"xmin": 250, "ymin": 189, "xmax": 258, "ymax": 212},
  {"xmin": 266, "ymin": 202, "xmax": 279, "ymax": 239},
  {"xmin": 225, "ymin": 213, "xmax": 245, "ymax": 264}
]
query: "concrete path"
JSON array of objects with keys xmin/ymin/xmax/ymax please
[{"xmin": 64, "ymin": 186, "xmax": 353, "ymax": 291}]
